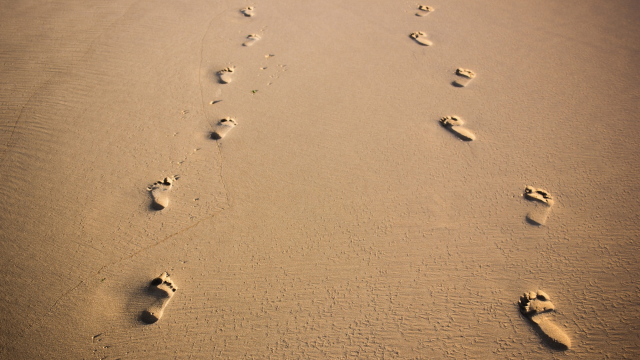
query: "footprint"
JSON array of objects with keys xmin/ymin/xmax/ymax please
[
  {"xmin": 518, "ymin": 290, "xmax": 571, "ymax": 350},
  {"xmin": 243, "ymin": 34, "xmax": 261, "ymax": 47},
  {"xmin": 439, "ymin": 116, "xmax": 476, "ymax": 141},
  {"xmin": 410, "ymin": 31, "xmax": 432, "ymax": 46},
  {"xmin": 140, "ymin": 272, "xmax": 178, "ymax": 324},
  {"xmin": 240, "ymin": 6, "xmax": 255, "ymax": 17},
  {"xmin": 453, "ymin": 68, "xmax": 476, "ymax": 87},
  {"xmin": 217, "ymin": 67, "xmax": 235, "ymax": 84},
  {"xmin": 211, "ymin": 117, "xmax": 237, "ymax": 140},
  {"xmin": 524, "ymin": 186, "xmax": 554, "ymax": 225},
  {"xmin": 147, "ymin": 177, "xmax": 175, "ymax": 210},
  {"xmin": 416, "ymin": 5, "xmax": 434, "ymax": 17}
]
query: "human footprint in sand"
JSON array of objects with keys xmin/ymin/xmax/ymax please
[
  {"xmin": 243, "ymin": 34, "xmax": 261, "ymax": 47},
  {"xmin": 416, "ymin": 5, "xmax": 434, "ymax": 17},
  {"xmin": 211, "ymin": 117, "xmax": 237, "ymax": 140},
  {"xmin": 240, "ymin": 6, "xmax": 255, "ymax": 17},
  {"xmin": 519, "ymin": 290, "xmax": 571, "ymax": 350},
  {"xmin": 217, "ymin": 67, "xmax": 235, "ymax": 84},
  {"xmin": 148, "ymin": 177, "xmax": 176, "ymax": 210},
  {"xmin": 524, "ymin": 186, "xmax": 554, "ymax": 225},
  {"xmin": 453, "ymin": 68, "xmax": 476, "ymax": 87},
  {"xmin": 141, "ymin": 272, "xmax": 178, "ymax": 324},
  {"xmin": 439, "ymin": 116, "xmax": 476, "ymax": 141},
  {"xmin": 410, "ymin": 31, "xmax": 432, "ymax": 46}
]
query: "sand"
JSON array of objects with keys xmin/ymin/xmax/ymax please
[{"xmin": 1, "ymin": 0, "xmax": 640, "ymax": 358}]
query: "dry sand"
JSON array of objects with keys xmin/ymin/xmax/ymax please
[{"xmin": 1, "ymin": 0, "xmax": 640, "ymax": 358}]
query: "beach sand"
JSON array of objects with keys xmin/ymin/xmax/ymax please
[{"xmin": 1, "ymin": 0, "xmax": 639, "ymax": 358}]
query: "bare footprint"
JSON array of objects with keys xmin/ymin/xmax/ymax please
[
  {"xmin": 243, "ymin": 34, "xmax": 261, "ymax": 47},
  {"xmin": 240, "ymin": 6, "xmax": 255, "ymax": 17},
  {"xmin": 141, "ymin": 272, "xmax": 178, "ymax": 324},
  {"xmin": 410, "ymin": 31, "xmax": 432, "ymax": 46},
  {"xmin": 453, "ymin": 68, "xmax": 476, "ymax": 87},
  {"xmin": 439, "ymin": 116, "xmax": 476, "ymax": 141},
  {"xmin": 416, "ymin": 5, "xmax": 434, "ymax": 17},
  {"xmin": 217, "ymin": 67, "xmax": 235, "ymax": 84},
  {"xmin": 147, "ymin": 177, "xmax": 176, "ymax": 210},
  {"xmin": 211, "ymin": 117, "xmax": 237, "ymax": 140},
  {"xmin": 519, "ymin": 290, "xmax": 571, "ymax": 350},
  {"xmin": 524, "ymin": 186, "xmax": 554, "ymax": 225}
]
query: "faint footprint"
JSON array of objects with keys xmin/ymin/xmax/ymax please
[
  {"xmin": 453, "ymin": 68, "xmax": 476, "ymax": 87},
  {"xmin": 147, "ymin": 176, "xmax": 177, "ymax": 210},
  {"xmin": 241, "ymin": 6, "xmax": 255, "ymax": 17},
  {"xmin": 518, "ymin": 290, "xmax": 571, "ymax": 350},
  {"xmin": 217, "ymin": 67, "xmax": 235, "ymax": 84},
  {"xmin": 211, "ymin": 117, "xmax": 237, "ymax": 140},
  {"xmin": 243, "ymin": 34, "xmax": 261, "ymax": 47},
  {"xmin": 140, "ymin": 272, "xmax": 178, "ymax": 324},
  {"xmin": 439, "ymin": 116, "xmax": 476, "ymax": 141},
  {"xmin": 524, "ymin": 186, "xmax": 554, "ymax": 225},
  {"xmin": 416, "ymin": 5, "xmax": 434, "ymax": 17},
  {"xmin": 410, "ymin": 31, "xmax": 432, "ymax": 46}
]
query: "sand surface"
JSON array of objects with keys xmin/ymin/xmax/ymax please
[{"xmin": 1, "ymin": 0, "xmax": 639, "ymax": 358}]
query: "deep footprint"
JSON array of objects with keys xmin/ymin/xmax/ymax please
[
  {"xmin": 410, "ymin": 31, "xmax": 432, "ymax": 46},
  {"xmin": 217, "ymin": 67, "xmax": 235, "ymax": 84},
  {"xmin": 141, "ymin": 272, "xmax": 178, "ymax": 324},
  {"xmin": 524, "ymin": 186, "xmax": 554, "ymax": 225},
  {"xmin": 147, "ymin": 177, "xmax": 176, "ymax": 210},
  {"xmin": 416, "ymin": 5, "xmax": 434, "ymax": 17},
  {"xmin": 243, "ymin": 34, "xmax": 261, "ymax": 47},
  {"xmin": 519, "ymin": 290, "xmax": 571, "ymax": 350},
  {"xmin": 211, "ymin": 117, "xmax": 237, "ymax": 140},
  {"xmin": 240, "ymin": 6, "xmax": 255, "ymax": 17},
  {"xmin": 439, "ymin": 116, "xmax": 476, "ymax": 141},
  {"xmin": 453, "ymin": 68, "xmax": 476, "ymax": 87}
]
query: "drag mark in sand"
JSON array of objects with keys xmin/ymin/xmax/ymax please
[
  {"xmin": 519, "ymin": 290, "xmax": 572, "ymax": 350},
  {"xmin": 410, "ymin": 31, "xmax": 432, "ymax": 46},
  {"xmin": 524, "ymin": 186, "xmax": 554, "ymax": 225},
  {"xmin": 140, "ymin": 272, "xmax": 178, "ymax": 324},
  {"xmin": 439, "ymin": 116, "xmax": 476, "ymax": 141}
]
